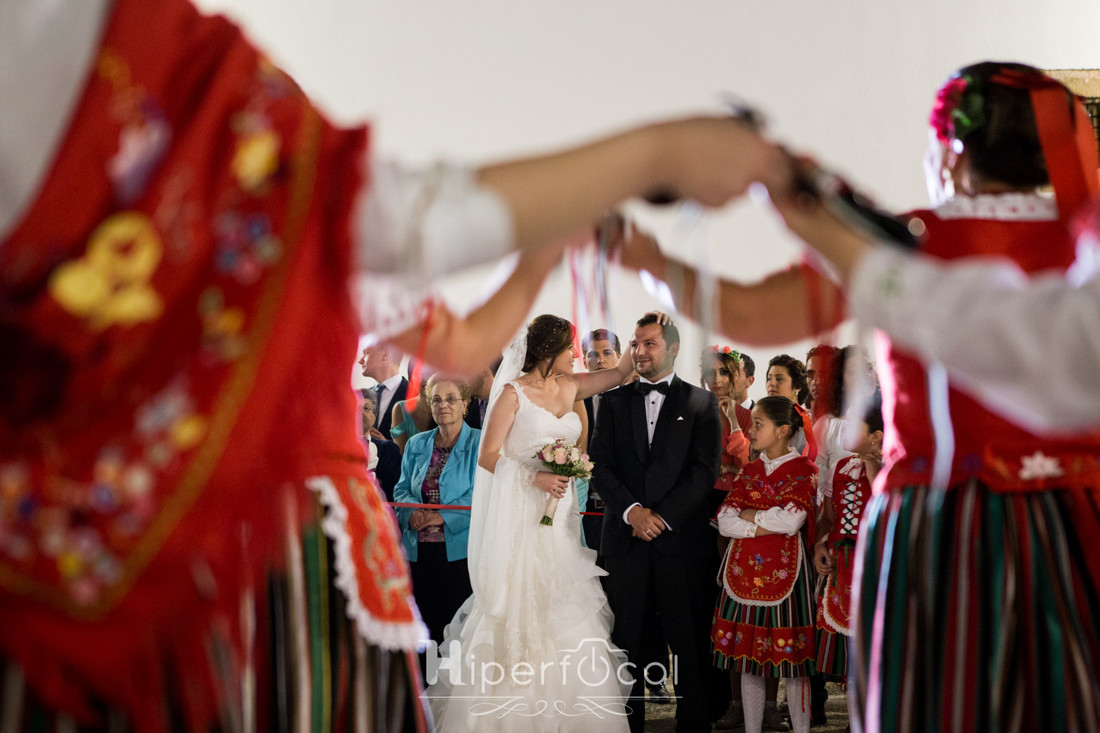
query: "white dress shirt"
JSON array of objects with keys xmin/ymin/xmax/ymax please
[
  {"xmin": 375, "ymin": 374, "xmax": 406, "ymax": 422},
  {"xmin": 622, "ymin": 374, "xmax": 675, "ymax": 527},
  {"xmin": 717, "ymin": 448, "xmax": 808, "ymax": 539}
]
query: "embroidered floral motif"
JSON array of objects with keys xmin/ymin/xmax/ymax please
[
  {"xmin": 48, "ymin": 212, "xmax": 164, "ymax": 330},
  {"xmin": 1018, "ymin": 451, "xmax": 1064, "ymax": 481},
  {"xmin": 97, "ymin": 49, "xmax": 173, "ymax": 206},
  {"xmin": 232, "ymin": 115, "xmax": 281, "ymax": 192},
  {"xmin": 109, "ymin": 107, "xmax": 171, "ymax": 205},
  {"xmin": 0, "ymin": 380, "xmax": 206, "ymax": 606},
  {"xmin": 215, "ymin": 211, "xmax": 283, "ymax": 284},
  {"xmin": 197, "ymin": 288, "xmax": 247, "ymax": 363}
]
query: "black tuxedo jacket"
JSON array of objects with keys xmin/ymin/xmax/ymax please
[
  {"xmin": 375, "ymin": 377, "xmax": 408, "ymax": 436},
  {"xmin": 590, "ymin": 375, "xmax": 720, "ymax": 559}
]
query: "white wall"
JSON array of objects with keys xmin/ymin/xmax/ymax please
[{"xmin": 196, "ymin": 0, "xmax": 1100, "ymax": 399}]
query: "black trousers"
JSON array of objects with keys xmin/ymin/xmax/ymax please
[{"xmin": 408, "ymin": 541, "xmax": 471, "ymax": 644}]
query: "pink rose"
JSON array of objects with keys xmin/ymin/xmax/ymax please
[
  {"xmin": 569, "ymin": 447, "xmax": 580, "ymax": 462},
  {"xmin": 553, "ymin": 447, "xmax": 567, "ymax": 464},
  {"xmin": 541, "ymin": 447, "xmax": 553, "ymax": 461}
]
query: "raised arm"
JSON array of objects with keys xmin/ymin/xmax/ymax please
[
  {"xmin": 477, "ymin": 117, "xmax": 786, "ymax": 252},
  {"xmin": 768, "ymin": 172, "xmax": 1100, "ymax": 433},
  {"xmin": 618, "ymin": 224, "xmax": 845, "ymax": 346},
  {"xmin": 386, "ymin": 243, "xmax": 562, "ymax": 374},
  {"xmin": 573, "ymin": 351, "xmax": 635, "ymax": 401}
]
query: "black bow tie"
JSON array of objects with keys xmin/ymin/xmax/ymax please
[{"xmin": 638, "ymin": 381, "xmax": 670, "ymax": 396}]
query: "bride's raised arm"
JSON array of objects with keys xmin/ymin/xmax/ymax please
[
  {"xmin": 572, "ymin": 351, "xmax": 634, "ymax": 401},
  {"xmin": 476, "ymin": 383, "xmax": 520, "ymax": 473}
]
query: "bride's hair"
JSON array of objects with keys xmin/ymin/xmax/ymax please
[{"xmin": 522, "ymin": 315, "xmax": 575, "ymax": 377}]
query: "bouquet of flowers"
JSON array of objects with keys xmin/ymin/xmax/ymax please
[{"xmin": 535, "ymin": 438, "xmax": 594, "ymax": 526}]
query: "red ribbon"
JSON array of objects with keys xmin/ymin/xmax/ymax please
[{"xmin": 991, "ymin": 69, "xmax": 1099, "ymax": 220}]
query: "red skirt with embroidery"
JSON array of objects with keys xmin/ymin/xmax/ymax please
[{"xmin": 711, "ymin": 534, "xmax": 816, "ymax": 677}]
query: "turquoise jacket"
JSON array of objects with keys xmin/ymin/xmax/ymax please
[{"xmin": 393, "ymin": 422, "xmax": 480, "ymax": 562}]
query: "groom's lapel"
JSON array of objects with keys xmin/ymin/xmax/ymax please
[{"xmin": 629, "ymin": 382, "xmax": 648, "ymax": 464}]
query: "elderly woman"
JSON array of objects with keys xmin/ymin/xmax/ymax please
[
  {"xmin": 393, "ymin": 374, "xmax": 479, "ymax": 643},
  {"xmin": 361, "ymin": 390, "xmax": 402, "ymax": 502}
]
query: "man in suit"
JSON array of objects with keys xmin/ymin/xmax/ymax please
[
  {"xmin": 590, "ymin": 314, "xmax": 722, "ymax": 733},
  {"xmin": 359, "ymin": 343, "xmax": 408, "ymax": 437},
  {"xmin": 581, "ymin": 328, "xmax": 621, "ymax": 553}
]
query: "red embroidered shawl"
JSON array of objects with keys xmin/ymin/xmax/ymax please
[
  {"xmin": 721, "ymin": 456, "xmax": 817, "ymax": 605},
  {"xmin": 0, "ymin": 0, "xmax": 416, "ymax": 725}
]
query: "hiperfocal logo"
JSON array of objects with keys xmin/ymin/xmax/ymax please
[{"xmin": 422, "ymin": 637, "xmax": 678, "ymax": 718}]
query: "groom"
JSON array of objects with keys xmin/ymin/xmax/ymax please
[{"xmin": 590, "ymin": 313, "xmax": 722, "ymax": 733}]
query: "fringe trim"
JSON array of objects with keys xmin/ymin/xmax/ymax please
[
  {"xmin": 305, "ymin": 476, "xmax": 428, "ymax": 651},
  {"xmin": 820, "ymin": 577, "xmax": 854, "ymax": 637}
]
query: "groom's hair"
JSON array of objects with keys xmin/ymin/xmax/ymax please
[{"xmin": 635, "ymin": 313, "xmax": 679, "ymax": 347}]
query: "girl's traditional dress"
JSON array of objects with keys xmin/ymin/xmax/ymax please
[
  {"xmin": 815, "ymin": 455, "xmax": 871, "ymax": 677},
  {"xmin": 712, "ymin": 450, "xmax": 818, "ymax": 676}
]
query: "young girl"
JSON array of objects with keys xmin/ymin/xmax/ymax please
[
  {"xmin": 813, "ymin": 391, "xmax": 883, "ymax": 724},
  {"xmin": 712, "ymin": 396, "xmax": 819, "ymax": 733}
]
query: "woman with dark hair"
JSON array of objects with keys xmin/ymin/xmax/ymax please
[
  {"xmin": 766, "ymin": 355, "xmax": 816, "ymax": 466},
  {"xmin": 765, "ymin": 354, "xmax": 809, "ymax": 407},
  {"xmin": 627, "ymin": 61, "xmax": 1100, "ymax": 732},
  {"xmin": 426, "ymin": 315, "xmax": 635, "ymax": 730},
  {"xmin": 712, "ymin": 396, "xmax": 819, "ymax": 733}
]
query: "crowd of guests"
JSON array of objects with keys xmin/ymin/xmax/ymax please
[{"xmin": 359, "ymin": 326, "xmax": 879, "ymax": 733}]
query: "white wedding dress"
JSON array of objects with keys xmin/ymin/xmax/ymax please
[{"xmin": 426, "ymin": 382, "xmax": 630, "ymax": 732}]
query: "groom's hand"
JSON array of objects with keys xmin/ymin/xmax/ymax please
[{"xmin": 627, "ymin": 506, "xmax": 666, "ymax": 541}]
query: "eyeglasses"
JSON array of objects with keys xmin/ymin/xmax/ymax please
[
  {"xmin": 430, "ymin": 396, "xmax": 464, "ymax": 407},
  {"xmin": 362, "ymin": 405, "xmax": 376, "ymax": 414}
]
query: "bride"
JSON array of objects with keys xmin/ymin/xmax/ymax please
[{"xmin": 426, "ymin": 315, "xmax": 633, "ymax": 731}]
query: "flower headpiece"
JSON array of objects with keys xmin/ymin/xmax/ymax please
[
  {"xmin": 709, "ymin": 344, "xmax": 740, "ymax": 362},
  {"xmin": 929, "ymin": 74, "xmax": 985, "ymax": 145}
]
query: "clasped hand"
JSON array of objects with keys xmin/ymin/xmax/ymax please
[
  {"xmin": 533, "ymin": 471, "xmax": 569, "ymax": 499},
  {"xmin": 408, "ymin": 508, "xmax": 444, "ymax": 531},
  {"xmin": 813, "ymin": 542, "xmax": 834, "ymax": 575},
  {"xmin": 627, "ymin": 506, "xmax": 666, "ymax": 541}
]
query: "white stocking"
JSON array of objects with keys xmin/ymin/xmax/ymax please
[
  {"xmin": 786, "ymin": 676, "xmax": 810, "ymax": 733},
  {"xmin": 741, "ymin": 673, "xmax": 766, "ymax": 733}
]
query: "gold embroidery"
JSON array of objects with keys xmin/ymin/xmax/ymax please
[{"xmin": 48, "ymin": 212, "xmax": 164, "ymax": 330}]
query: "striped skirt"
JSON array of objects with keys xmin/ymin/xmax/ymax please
[
  {"xmin": 0, "ymin": 493, "xmax": 424, "ymax": 733},
  {"xmin": 814, "ymin": 586, "xmax": 849, "ymax": 679},
  {"xmin": 711, "ymin": 538, "xmax": 817, "ymax": 678},
  {"xmin": 852, "ymin": 480, "xmax": 1100, "ymax": 733}
]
